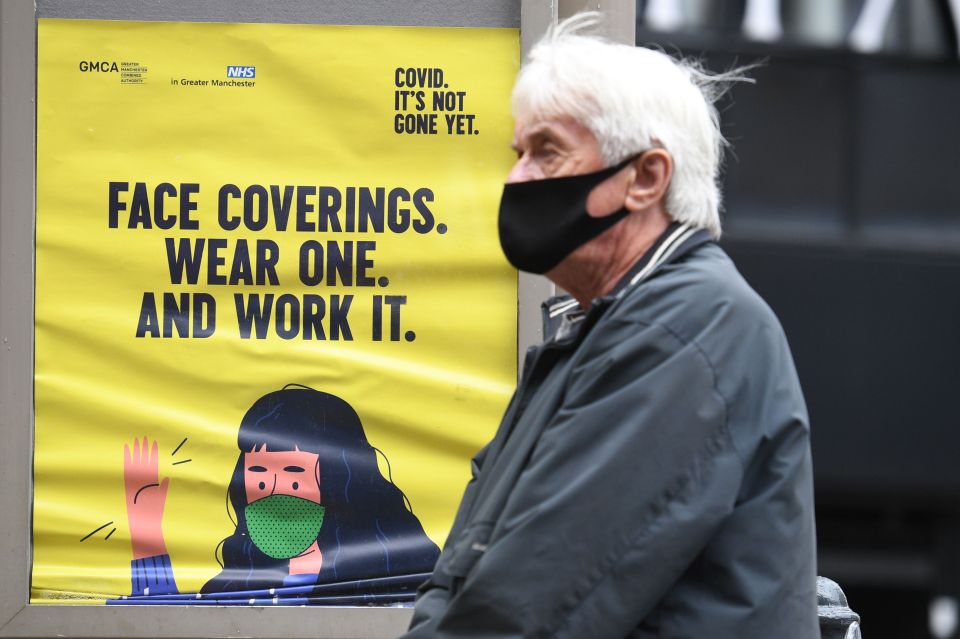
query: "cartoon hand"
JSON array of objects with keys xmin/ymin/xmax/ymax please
[{"xmin": 123, "ymin": 437, "xmax": 170, "ymax": 560}]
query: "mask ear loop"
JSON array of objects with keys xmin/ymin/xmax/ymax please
[{"xmin": 372, "ymin": 446, "xmax": 414, "ymax": 514}]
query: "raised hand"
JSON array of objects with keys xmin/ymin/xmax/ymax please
[{"xmin": 123, "ymin": 437, "xmax": 170, "ymax": 560}]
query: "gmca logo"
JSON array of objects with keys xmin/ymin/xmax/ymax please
[
  {"xmin": 79, "ymin": 60, "xmax": 119, "ymax": 72},
  {"xmin": 226, "ymin": 66, "xmax": 256, "ymax": 78}
]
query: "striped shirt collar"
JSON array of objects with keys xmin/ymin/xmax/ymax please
[{"xmin": 541, "ymin": 222, "xmax": 712, "ymax": 341}]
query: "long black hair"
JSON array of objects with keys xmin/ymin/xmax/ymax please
[{"xmin": 201, "ymin": 385, "xmax": 440, "ymax": 594}]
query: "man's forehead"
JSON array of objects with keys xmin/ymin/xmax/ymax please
[{"xmin": 512, "ymin": 116, "xmax": 595, "ymax": 146}]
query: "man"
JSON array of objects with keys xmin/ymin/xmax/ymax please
[{"xmin": 403, "ymin": 13, "xmax": 817, "ymax": 638}]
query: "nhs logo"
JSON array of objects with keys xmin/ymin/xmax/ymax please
[{"xmin": 226, "ymin": 66, "xmax": 256, "ymax": 78}]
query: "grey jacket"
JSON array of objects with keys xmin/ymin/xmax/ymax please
[{"xmin": 403, "ymin": 225, "xmax": 818, "ymax": 638}]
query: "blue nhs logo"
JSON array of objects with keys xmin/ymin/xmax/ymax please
[{"xmin": 226, "ymin": 66, "xmax": 256, "ymax": 78}]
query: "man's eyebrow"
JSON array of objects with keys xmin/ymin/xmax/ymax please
[
  {"xmin": 283, "ymin": 465, "xmax": 305, "ymax": 472},
  {"xmin": 247, "ymin": 465, "xmax": 268, "ymax": 472},
  {"xmin": 512, "ymin": 127, "xmax": 561, "ymax": 153},
  {"xmin": 527, "ymin": 122, "xmax": 563, "ymax": 139}
]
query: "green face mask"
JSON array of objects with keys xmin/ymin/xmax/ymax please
[{"xmin": 244, "ymin": 494, "xmax": 325, "ymax": 559}]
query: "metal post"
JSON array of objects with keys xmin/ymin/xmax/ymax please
[
  {"xmin": 0, "ymin": 0, "xmax": 39, "ymax": 632},
  {"xmin": 514, "ymin": 0, "xmax": 635, "ymax": 376}
]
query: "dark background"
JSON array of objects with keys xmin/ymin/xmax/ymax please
[{"xmin": 636, "ymin": 1, "xmax": 960, "ymax": 637}]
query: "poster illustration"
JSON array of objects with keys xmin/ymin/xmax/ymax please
[{"xmin": 34, "ymin": 19, "xmax": 519, "ymax": 605}]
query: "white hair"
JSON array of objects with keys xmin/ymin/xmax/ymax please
[{"xmin": 512, "ymin": 12, "xmax": 753, "ymax": 239}]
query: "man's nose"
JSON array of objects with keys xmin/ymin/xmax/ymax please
[{"xmin": 506, "ymin": 157, "xmax": 539, "ymax": 184}]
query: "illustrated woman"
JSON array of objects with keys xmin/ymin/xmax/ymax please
[{"xmin": 119, "ymin": 385, "xmax": 440, "ymax": 603}]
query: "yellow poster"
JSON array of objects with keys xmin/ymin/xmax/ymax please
[{"xmin": 34, "ymin": 19, "xmax": 518, "ymax": 605}]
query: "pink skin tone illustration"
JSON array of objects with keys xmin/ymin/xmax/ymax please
[{"xmin": 123, "ymin": 438, "xmax": 324, "ymax": 576}]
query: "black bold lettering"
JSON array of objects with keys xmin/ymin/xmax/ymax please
[
  {"xmin": 243, "ymin": 185, "xmax": 269, "ymax": 231},
  {"xmin": 345, "ymin": 187, "xmax": 356, "ymax": 232},
  {"xmin": 129, "ymin": 182, "xmax": 152, "ymax": 229},
  {"xmin": 207, "ymin": 238, "xmax": 228, "ymax": 285},
  {"xmin": 385, "ymin": 295, "xmax": 406, "ymax": 341},
  {"xmin": 303, "ymin": 295, "xmax": 326, "ymax": 340},
  {"xmin": 412, "ymin": 188, "xmax": 435, "ymax": 233},
  {"xmin": 193, "ymin": 293, "xmax": 216, "ymax": 338},
  {"xmin": 179, "ymin": 183, "xmax": 200, "ymax": 230},
  {"xmin": 153, "ymin": 183, "xmax": 177, "ymax": 230},
  {"xmin": 218, "ymin": 184, "xmax": 242, "ymax": 230},
  {"xmin": 275, "ymin": 294, "xmax": 300, "ymax": 340},
  {"xmin": 356, "ymin": 241, "xmax": 375, "ymax": 286},
  {"xmin": 372, "ymin": 295, "xmax": 382, "ymax": 341},
  {"xmin": 230, "ymin": 239, "xmax": 253, "ymax": 285},
  {"xmin": 256, "ymin": 240, "xmax": 280, "ymax": 285},
  {"xmin": 296, "ymin": 185, "xmax": 317, "ymax": 232},
  {"xmin": 235, "ymin": 294, "xmax": 273, "ymax": 339},
  {"xmin": 108, "ymin": 182, "xmax": 129, "ymax": 229},
  {"xmin": 330, "ymin": 295, "xmax": 353, "ymax": 341},
  {"xmin": 270, "ymin": 185, "xmax": 294, "ymax": 231},
  {"xmin": 165, "ymin": 238, "xmax": 205, "ymax": 285},
  {"xmin": 162, "ymin": 292, "xmax": 190, "ymax": 338},
  {"xmin": 388, "ymin": 188, "xmax": 411, "ymax": 233},
  {"xmin": 317, "ymin": 187, "xmax": 341, "ymax": 232},
  {"xmin": 358, "ymin": 187, "xmax": 385, "ymax": 233},
  {"xmin": 326, "ymin": 241, "xmax": 352, "ymax": 287},
  {"xmin": 136, "ymin": 292, "xmax": 160, "ymax": 337},
  {"xmin": 299, "ymin": 240, "xmax": 323, "ymax": 286}
]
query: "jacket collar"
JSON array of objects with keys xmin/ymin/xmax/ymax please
[{"xmin": 540, "ymin": 222, "xmax": 713, "ymax": 343}]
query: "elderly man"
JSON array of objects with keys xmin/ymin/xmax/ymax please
[{"xmin": 403, "ymin": 14, "xmax": 817, "ymax": 638}]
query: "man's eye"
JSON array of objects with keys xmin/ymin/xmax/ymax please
[
  {"xmin": 534, "ymin": 145, "xmax": 557, "ymax": 158},
  {"xmin": 247, "ymin": 466, "xmax": 268, "ymax": 472}
]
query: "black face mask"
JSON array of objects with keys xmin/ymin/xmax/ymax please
[{"xmin": 497, "ymin": 154, "xmax": 638, "ymax": 274}]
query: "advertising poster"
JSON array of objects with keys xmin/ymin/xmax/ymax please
[{"xmin": 34, "ymin": 19, "xmax": 519, "ymax": 605}]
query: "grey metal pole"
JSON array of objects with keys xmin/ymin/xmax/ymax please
[
  {"xmin": 0, "ymin": 0, "xmax": 39, "ymax": 630},
  {"xmin": 515, "ymin": 0, "xmax": 636, "ymax": 376}
]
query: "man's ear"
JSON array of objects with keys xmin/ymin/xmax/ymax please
[{"xmin": 624, "ymin": 149, "xmax": 672, "ymax": 214}]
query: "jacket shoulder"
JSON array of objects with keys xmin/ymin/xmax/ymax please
[
  {"xmin": 613, "ymin": 243, "xmax": 779, "ymax": 338},
  {"xmin": 610, "ymin": 242, "xmax": 808, "ymax": 445}
]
